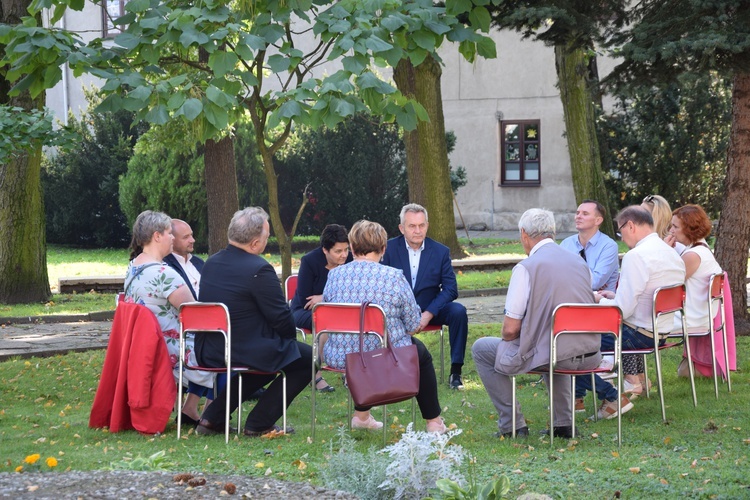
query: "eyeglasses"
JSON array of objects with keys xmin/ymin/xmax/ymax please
[
  {"xmin": 616, "ymin": 220, "xmax": 629, "ymax": 239},
  {"xmin": 642, "ymin": 195, "xmax": 655, "ymax": 204}
]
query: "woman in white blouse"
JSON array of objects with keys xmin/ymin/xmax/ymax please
[{"xmin": 666, "ymin": 204, "xmax": 722, "ymax": 377}]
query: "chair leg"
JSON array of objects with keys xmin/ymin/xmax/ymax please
[
  {"xmin": 281, "ymin": 372, "xmax": 287, "ymax": 434},
  {"xmin": 682, "ymin": 336, "xmax": 699, "ymax": 407},
  {"xmin": 570, "ymin": 376, "xmax": 576, "ymax": 438},
  {"xmin": 548, "ymin": 370, "xmax": 555, "ymax": 448},
  {"xmin": 440, "ymin": 326, "xmax": 445, "ymax": 384},
  {"xmin": 511, "ymin": 375, "xmax": 517, "ymax": 438},
  {"xmin": 721, "ymin": 315, "xmax": 732, "ymax": 392},
  {"xmin": 382, "ymin": 405, "xmax": 388, "ymax": 446},
  {"xmin": 589, "ymin": 373, "xmax": 598, "ymax": 422},
  {"xmin": 709, "ymin": 330, "xmax": 719, "ymax": 399},
  {"xmin": 653, "ymin": 348, "xmax": 667, "ymax": 423}
]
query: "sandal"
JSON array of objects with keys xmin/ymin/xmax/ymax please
[{"xmin": 315, "ymin": 376, "xmax": 335, "ymax": 393}]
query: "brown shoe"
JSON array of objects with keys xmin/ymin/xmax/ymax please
[
  {"xmin": 243, "ymin": 424, "xmax": 295, "ymax": 438},
  {"xmin": 574, "ymin": 398, "xmax": 586, "ymax": 413},
  {"xmin": 596, "ymin": 395, "xmax": 634, "ymax": 420}
]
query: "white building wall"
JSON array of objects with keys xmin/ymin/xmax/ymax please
[{"xmin": 441, "ymin": 30, "xmax": 578, "ymax": 231}]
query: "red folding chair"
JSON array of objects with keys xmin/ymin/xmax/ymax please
[
  {"xmin": 623, "ymin": 284, "xmax": 692, "ymax": 423},
  {"xmin": 415, "ymin": 324, "xmax": 447, "ymax": 383},
  {"xmin": 511, "ymin": 304, "xmax": 624, "ymax": 447},
  {"xmin": 178, "ymin": 302, "xmax": 287, "ymax": 443},
  {"xmin": 284, "ymin": 274, "xmax": 309, "ymax": 341},
  {"xmin": 680, "ymin": 272, "xmax": 730, "ymax": 399},
  {"xmin": 311, "ymin": 302, "xmax": 415, "ymax": 445}
]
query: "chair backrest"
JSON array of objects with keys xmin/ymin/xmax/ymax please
[
  {"xmin": 552, "ymin": 303, "xmax": 623, "ymax": 338},
  {"xmin": 284, "ymin": 275, "xmax": 298, "ymax": 303},
  {"xmin": 311, "ymin": 302, "xmax": 387, "ymax": 341},
  {"xmin": 653, "ymin": 284, "xmax": 686, "ymax": 316},
  {"xmin": 179, "ymin": 302, "xmax": 230, "ymax": 333},
  {"xmin": 709, "ymin": 272, "xmax": 725, "ymax": 300}
]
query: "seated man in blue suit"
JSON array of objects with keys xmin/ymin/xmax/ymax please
[{"xmin": 382, "ymin": 203, "xmax": 469, "ymax": 389}]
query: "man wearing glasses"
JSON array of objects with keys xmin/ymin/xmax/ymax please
[
  {"xmin": 592, "ymin": 206, "xmax": 685, "ymax": 397},
  {"xmin": 560, "ymin": 200, "xmax": 619, "ymax": 292}
]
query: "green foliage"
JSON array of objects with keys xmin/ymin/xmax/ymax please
[
  {"xmin": 119, "ymin": 119, "xmax": 264, "ymax": 251},
  {"xmin": 0, "ymin": 106, "xmax": 77, "ymax": 163},
  {"xmin": 446, "ymin": 131, "xmax": 467, "ymax": 194},
  {"xmin": 486, "ymin": 0, "xmax": 628, "ymax": 48},
  {"xmin": 42, "ymin": 91, "xmax": 145, "ymax": 247},
  {"xmin": 609, "ymin": 0, "xmax": 750, "ymax": 83},
  {"xmin": 118, "ymin": 120, "xmax": 208, "ymax": 248},
  {"xmin": 274, "ymin": 114, "xmax": 408, "ymax": 235},
  {"xmin": 321, "ymin": 427, "xmax": 391, "ymax": 499},
  {"xmin": 428, "ymin": 476, "xmax": 510, "ymax": 500},
  {"xmin": 601, "ymin": 73, "xmax": 731, "ymax": 217}
]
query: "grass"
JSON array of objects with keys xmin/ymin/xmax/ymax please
[{"xmin": 1, "ymin": 328, "xmax": 748, "ymax": 498}]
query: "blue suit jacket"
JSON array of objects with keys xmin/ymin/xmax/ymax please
[
  {"xmin": 163, "ymin": 253, "xmax": 204, "ymax": 300},
  {"xmin": 381, "ymin": 235, "xmax": 458, "ymax": 317}
]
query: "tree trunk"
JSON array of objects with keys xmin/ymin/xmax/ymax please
[
  {"xmin": 554, "ymin": 42, "xmax": 615, "ymax": 237},
  {"xmin": 394, "ymin": 55, "xmax": 464, "ymax": 258},
  {"xmin": 257, "ymin": 141, "xmax": 292, "ymax": 280},
  {"xmin": 204, "ymin": 136, "xmax": 239, "ymax": 255},
  {"xmin": 715, "ymin": 71, "xmax": 750, "ymax": 334},
  {"xmin": 0, "ymin": 0, "xmax": 51, "ymax": 304}
]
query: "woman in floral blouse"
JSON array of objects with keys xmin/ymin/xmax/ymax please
[
  {"xmin": 123, "ymin": 210, "xmax": 213, "ymax": 425},
  {"xmin": 323, "ymin": 220, "xmax": 446, "ymax": 434}
]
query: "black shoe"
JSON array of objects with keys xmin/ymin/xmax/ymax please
[
  {"xmin": 195, "ymin": 419, "xmax": 237, "ymax": 436},
  {"xmin": 248, "ymin": 387, "xmax": 266, "ymax": 400},
  {"xmin": 495, "ymin": 426, "xmax": 529, "ymax": 439},
  {"xmin": 540, "ymin": 426, "xmax": 578, "ymax": 439},
  {"xmin": 449, "ymin": 374, "xmax": 465, "ymax": 390},
  {"xmin": 315, "ymin": 376, "xmax": 335, "ymax": 393},
  {"xmin": 176, "ymin": 412, "xmax": 200, "ymax": 427}
]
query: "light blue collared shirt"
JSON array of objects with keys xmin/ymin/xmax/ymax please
[{"xmin": 559, "ymin": 230, "xmax": 620, "ymax": 292}]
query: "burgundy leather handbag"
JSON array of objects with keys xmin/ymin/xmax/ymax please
[{"xmin": 345, "ymin": 301, "xmax": 420, "ymax": 407}]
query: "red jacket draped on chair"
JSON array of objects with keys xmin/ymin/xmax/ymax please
[{"xmin": 89, "ymin": 301, "xmax": 177, "ymax": 434}]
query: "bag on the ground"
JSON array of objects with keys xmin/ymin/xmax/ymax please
[{"xmin": 345, "ymin": 301, "xmax": 420, "ymax": 407}]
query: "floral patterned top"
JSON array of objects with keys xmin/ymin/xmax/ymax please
[
  {"xmin": 322, "ymin": 260, "xmax": 421, "ymax": 369},
  {"xmin": 124, "ymin": 261, "xmax": 213, "ymax": 388}
]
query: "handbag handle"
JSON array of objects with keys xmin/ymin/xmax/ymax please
[{"xmin": 357, "ymin": 301, "xmax": 398, "ymax": 369}]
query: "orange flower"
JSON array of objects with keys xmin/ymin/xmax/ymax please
[
  {"xmin": 46, "ymin": 457, "xmax": 58, "ymax": 468},
  {"xmin": 15, "ymin": 466, "xmax": 23, "ymax": 472},
  {"xmin": 24, "ymin": 454, "xmax": 40, "ymax": 465}
]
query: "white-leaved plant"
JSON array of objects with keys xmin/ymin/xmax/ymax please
[{"xmin": 378, "ymin": 423, "xmax": 466, "ymax": 499}]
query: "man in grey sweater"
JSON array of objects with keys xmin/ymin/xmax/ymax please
[{"xmin": 472, "ymin": 208, "xmax": 602, "ymax": 439}]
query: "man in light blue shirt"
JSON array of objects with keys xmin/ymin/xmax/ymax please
[{"xmin": 560, "ymin": 200, "xmax": 619, "ymax": 292}]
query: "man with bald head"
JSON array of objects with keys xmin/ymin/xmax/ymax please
[{"xmin": 164, "ymin": 219, "xmax": 203, "ymax": 299}]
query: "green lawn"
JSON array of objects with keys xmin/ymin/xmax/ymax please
[{"xmin": 2, "ymin": 329, "xmax": 747, "ymax": 498}]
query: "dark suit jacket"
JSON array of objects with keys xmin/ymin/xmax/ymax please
[
  {"xmin": 382, "ymin": 235, "xmax": 458, "ymax": 317},
  {"xmin": 163, "ymin": 253, "xmax": 205, "ymax": 300},
  {"xmin": 195, "ymin": 245, "xmax": 300, "ymax": 373}
]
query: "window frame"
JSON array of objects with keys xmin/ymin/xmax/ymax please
[
  {"xmin": 499, "ymin": 119, "xmax": 541, "ymax": 187},
  {"xmin": 102, "ymin": 0, "xmax": 127, "ymax": 38}
]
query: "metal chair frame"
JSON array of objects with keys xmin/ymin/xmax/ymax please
[
  {"xmin": 678, "ymin": 272, "xmax": 731, "ymax": 398},
  {"xmin": 310, "ymin": 302, "xmax": 415, "ymax": 445},
  {"xmin": 178, "ymin": 302, "xmax": 286, "ymax": 443},
  {"xmin": 415, "ymin": 324, "xmax": 447, "ymax": 383},
  {"xmin": 511, "ymin": 304, "xmax": 624, "ymax": 447},
  {"xmin": 621, "ymin": 284, "xmax": 693, "ymax": 423},
  {"xmin": 284, "ymin": 274, "xmax": 310, "ymax": 341}
]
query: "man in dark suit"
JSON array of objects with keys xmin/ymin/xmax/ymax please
[
  {"xmin": 163, "ymin": 219, "xmax": 203, "ymax": 300},
  {"xmin": 382, "ymin": 203, "xmax": 468, "ymax": 390},
  {"xmin": 195, "ymin": 207, "xmax": 313, "ymax": 437}
]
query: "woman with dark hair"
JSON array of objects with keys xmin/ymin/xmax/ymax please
[
  {"xmin": 668, "ymin": 205, "xmax": 723, "ymax": 377},
  {"xmin": 291, "ymin": 224, "xmax": 351, "ymax": 392},
  {"xmin": 323, "ymin": 220, "xmax": 446, "ymax": 434}
]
